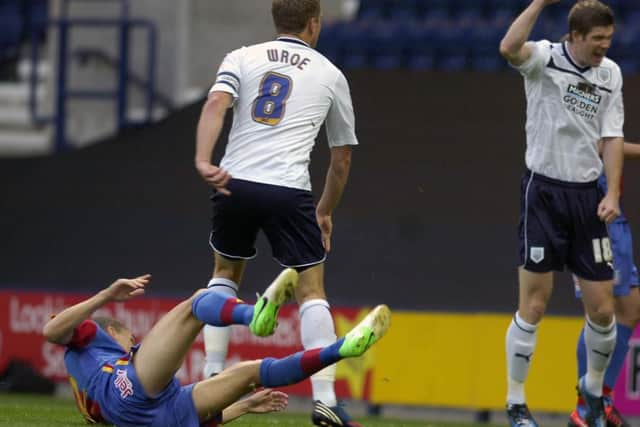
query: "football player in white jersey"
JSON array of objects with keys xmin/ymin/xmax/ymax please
[
  {"xmin": 499, "ymin": 1, "xmax": 624, "ymax": 426},
  {"xmin": 194, "ymin": 1, "xmax": 361, "ymax": 426}
]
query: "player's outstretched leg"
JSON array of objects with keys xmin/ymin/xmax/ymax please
[
  {"xmin": 260, "ymin": 304, "xmax": 391, "ymax": 388},
  {"xmin": 191, "ymin": 305, "xmax": 391, "ymax": 424},
  {"xmin": 192, "ymin": 268, "xmax": 298, "ymax": 336},
  {"xmin": 135, "ymin": 268, "xmax": 297, "ymax": 397}
]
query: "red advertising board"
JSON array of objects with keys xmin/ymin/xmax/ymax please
[{"xmin": 0, "ymin": 290, "xmax": 372, "ymax": 399}]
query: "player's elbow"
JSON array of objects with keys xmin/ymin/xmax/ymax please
[
  {"xmin": 42, "ymin": 322, "xmax": 66, "ymax": 345},
  {"xmin": 498, "ymin": 40, "xmax": 515, "ymax": 60},
  {"xmin": 204, "ymin": 92, "xmax": 232, "ymax": 116},
  {"xmin": 42, "ymin": 322, "xmax": 58, "ymax": 343}
]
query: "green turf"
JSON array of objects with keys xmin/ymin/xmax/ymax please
[{"xmin": 0, "ymin": 394, "xmax": 509, "ymax": 427}]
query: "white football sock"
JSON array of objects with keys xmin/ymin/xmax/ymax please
[
  {"xmin": 506, "ymin": 311, "xmax": 538, "ymax": 405},
  {"xmin": 202, "ymin": 277, "xmax": 238, "ymax": 378},
  {"xmin": 300, "ymin": 299, "xmax": 337, "ymax": 407},
  {"xmin": 584, "ymin": 316, "xmax": 616, "ymax": 396}
]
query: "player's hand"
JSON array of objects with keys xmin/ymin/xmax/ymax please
[
  {"xmin": 539, "ymin": 0, "xmax": 560, "ymax": 5},
  {"xmin": 195, "ymin": 160, "xmax": 232, "ymax": 196},
  {"xmin": 103, "ymin": 274, "xmax": 150, "ymax": 302},
  {"xmin": 244, "ymin": 389, "xmax": 288, "ymax": 414},
  {"xmin": 316, "ymin": 212, "xmax": 333, "ymax": 252},
  {"xmin": 598, "ymin": 193, "xmax": 620, "ymax": 224}
]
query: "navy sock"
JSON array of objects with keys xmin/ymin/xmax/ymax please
[
  {"xmin": 191, "ymin": 290, "xmax": 253, "ymax": 326},
  {"xmin": 259, "ymin": 338, "xmax": 345, "ymax": 387}
]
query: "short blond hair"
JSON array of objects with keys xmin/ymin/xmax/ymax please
[{"xmin": 272, "ymin": 0, "xmax": 321, "ymax": 34}]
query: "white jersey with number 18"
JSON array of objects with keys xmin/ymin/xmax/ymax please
[{"xmin": 209, "ymin": 36, "xmax": 358, "ymax": 191}]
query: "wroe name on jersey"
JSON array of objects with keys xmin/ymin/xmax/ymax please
[{"xmin": 267, "ymin": 48, "xmax": 311, "ymax": 71}]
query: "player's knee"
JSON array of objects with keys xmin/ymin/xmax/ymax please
[
  {"xmin": 520, "ymin": 295, "xmax": 548, "ymax": 321},
  {"xmin": 587, "ymin": 304, "xmax": 615, "ymax": 326}
]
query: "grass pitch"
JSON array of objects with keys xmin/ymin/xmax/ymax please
[{"xmin": 0, "ymin": 394, "xmax": 510, "ymax": 426}]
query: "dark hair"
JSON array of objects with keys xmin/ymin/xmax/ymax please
[
  {"xmin": 272, "ymin": 0, "xmax": 320, "ymax": 34},
  {"xmin": 568, "ymin": 0, "xmax": 614, "ymax": 39},
  {"xmin": 93, "ymin": 316, "xmax": 126, "ymax": 332}
]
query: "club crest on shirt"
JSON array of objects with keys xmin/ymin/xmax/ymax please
[
  {"xmin": 596, "ymin": 67, "xmax": 611, "ymax": 85},
  {"xmin": 530, "ymin": 247, "xmax": 544, "ymax": 264},
  {"xmin": 114, "ymin": 369, "xmax": 134, "ymax": 399}
]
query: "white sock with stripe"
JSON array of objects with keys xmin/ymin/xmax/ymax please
[
  {"xmin": 584, "ymin": 316, "xmax": 616, "ymax": 396},
  {"xmin": 300, "ymin": 298, "xmax": 338, "ymax": 407},
  {"xmin": 506, "ymin": 311, "xmax": 538, "ymax": 405}
]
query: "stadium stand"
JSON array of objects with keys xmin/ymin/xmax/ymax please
[
  {"xmin": 0, "ymin": 0, "xmax": 51, "ymax": 155},
  {"xmin": 317, "ymin": 0, "xmax": 640, "ymax": 73}
]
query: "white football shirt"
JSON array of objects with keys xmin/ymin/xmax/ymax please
[
  {"xmin": 515, "ymin": 40, "xmax": 624, "ymax": 182},
  {"xmin": 209, "ymin": 36, "xmax": 358, "ymax": 191}
]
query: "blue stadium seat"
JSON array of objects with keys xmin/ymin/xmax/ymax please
[
  {"xmin": 340, "ymin": 21, "xmax": 372, "ymax": 70},
  {"xmin": 469, "ymin": 21, "xmax": 503, "ymax": 72},
  {"xmin": 0, "ymin": 1, "xmax": 23, "ymax": 60},
  {"xmin": 23, "ymin": 0, "xmax": 48, "ymax": 42},
  {"xmin": 405, "ymin": 21, "xmax": 437, "ymax": 70},
  {"xmin": 357, "ymin": 0, "xmax": 388, "ymax": 21},
  {"xmin": 433, "ymin": 21, "xmax": 469, "ymax": 71},
  {"xmin": 369, "ymin": 20, "xmax": 406, "ymax": 70},
  {"xmin": 317, "ymin": 22, "xmax": 344, "ymax": 65}
]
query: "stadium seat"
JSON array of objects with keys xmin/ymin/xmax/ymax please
[
  {"xmin": 405, "ymin": 21, "xmax": 436, "ymax": 70},
  {"xmin": 22, "ymin": 0, "xmax": 48, "ymax": 42},
  {"xmin": 357, "ymin": 0, "xmax": 388, "ymax": 21},
  {"xmin": 0, "ymin": 1, "xmax": 23, "ymax": 60},
  {"xmin": 340, "ymin": 21, "xmax": 372, "ymax": 69},
  {"xmin": 368, "ymin": 21, "xmax": 406, "ymax": 70}
]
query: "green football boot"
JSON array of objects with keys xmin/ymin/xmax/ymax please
[
  {"xmin": 339, "ymin": 304, "xmax": 391, "ymax": 358},
  {"xmin": 249, "ymin": 268, "xmax": 298, "ymax": 337}
]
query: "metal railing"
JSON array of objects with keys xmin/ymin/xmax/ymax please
[{"xmin": 29, "ymin": 0, "xmax": 157, "ymax": 152}]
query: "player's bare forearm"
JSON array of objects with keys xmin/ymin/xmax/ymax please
[
  {"xmin": 220, "ymin": 400, "xmax": 249, "ymax": 424},
  {"xmin": 499, "ymin": 0, "xmax": 552, "ymax": 65},
  {"xmin": 602, "ymin": 137, "xmax": 624, "ymax": 197},
  {"xmin": 42, "ymin": 291, "xmax": 111, "ymax": 345},
  {"xmin": 195, "ymin": 92, "xmax": 231, "ymax": 165},
  {"xmin": 316, "ymin": 147, "xmax": 352, "ymax": 216},
  {"xmin": 43, "ymin": 276, "xmax": 148, "ymax": 345},
  {"xmin": 623, "ymin": 141, "xmax": 640, "ymax": 158}
]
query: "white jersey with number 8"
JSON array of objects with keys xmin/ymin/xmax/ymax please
[{"xmin": 209, "ymin": 37, "xmax": 358, "ymax": 191}]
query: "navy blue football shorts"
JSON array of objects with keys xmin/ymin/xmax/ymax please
[
  {"xmin": 574, "ymin": 219, "xmax": 640, "ymax": 297},
  {"xmin": 209, "ymin": 179, "xmax": 326, "ymax": 268},
  {"xmin": 519, "ymin": 170, "xmax": 613, "ymax": 281}
]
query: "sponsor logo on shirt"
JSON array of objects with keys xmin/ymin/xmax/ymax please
[
  {"xmin": 114, "ymin": 369, "xmax": 134, "ymax": 399},
  {"xmin": 563, "ymin": 84, "xmax": 602, "ymax": 120}
]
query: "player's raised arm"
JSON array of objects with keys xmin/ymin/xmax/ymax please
[
  {"xmin": 499, "ymin": 0, "xmax": 559, "ymax": 66},
  {"xmin": 42, "ymin": 275, "xmax": 149, "ymax": 345},
  {"xmin": 195, "ymin": 91, "xmax": 234, "ymax": 195}
]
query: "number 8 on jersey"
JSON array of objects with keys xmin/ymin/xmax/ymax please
[{"xmin": 252, "ymin": 72, "xmax": 292, "ymax": 126}]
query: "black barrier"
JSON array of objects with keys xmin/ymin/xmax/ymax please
[{"xmin": 1, "ymin": 71, "xmax": 639, "ymax": 314}]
